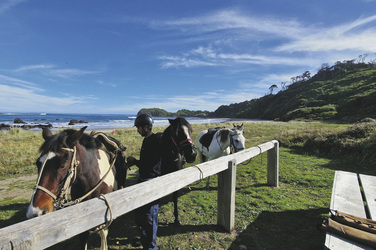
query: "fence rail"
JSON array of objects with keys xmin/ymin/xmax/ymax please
[{"xmin": 0, "ymin": 140, "xmax": 279, "ymax": 250}]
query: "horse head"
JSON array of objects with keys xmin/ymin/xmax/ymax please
[
  {"xmin": 230, "ymin": 124, "xmax": 246, "ymax": 153},
  {"xmin": 168, "ymin": 117, "xmax": 197, "ymax": 163},
  {"xmin": 26, "ymin": 126, "xmax": 87, "ymax": 218}
]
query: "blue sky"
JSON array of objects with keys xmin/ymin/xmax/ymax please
[{"xmin": 1, "ymin": 0, "xmax": 376, "ymax": 114}]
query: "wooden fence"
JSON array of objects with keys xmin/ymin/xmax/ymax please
[{"xmin": 0, "ymin": 140, "xmax": 279, "ymax": 250}]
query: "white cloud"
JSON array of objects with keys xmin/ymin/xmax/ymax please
[
  {"xmin": 0, "ymin": 74, "xmax": 42, "ymax": 91},
  {"xmin": 276, "ymin": 15, "xmax": 376, "ymax": 52},
  {"xmin": 153, "ymin": 9, "xmax": 303, "ymax": 39},
  {"xmin": 160, "ymin": 45, "xmax": 320, "ymax": 69},
  {"xmin": 156, "ymin": 10, "xmax": 376, "ymax": 70},
  {"xmin": 13, "ymin": 64, "xmax": 100, "ymax": 79},
  {"xmin": 0, "ymin": 74, "xmax": 96, "ymax": 112},
  {"xmin": 0, "ymin": 0, "xmax": 26, "ymax": 14},
  {"xmin": 14, "ymin": 64, "xmax": 55, "ymax": 72}
]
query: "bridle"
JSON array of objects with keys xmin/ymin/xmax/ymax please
[
  {"xmin": 34, "ymin": 146, "xmax": 79, "ymax": 209},
  {"xmin": 230, "ymin": 130, "xmax": 245, "ymax": 153},
  {"xmin": 169, "ymin": 124, "xmax": 196, "ymax": 162},
  {"xmin": 216, "ymin": 129, "xmax": 244, "ymax": 153},
  {"xmin": 34, "ymin": 146, "xmax": 116, "ymax": 209}
]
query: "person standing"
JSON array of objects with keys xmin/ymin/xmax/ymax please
[{"xmin": 127, "ymin": 113, "xmax": 161, "ymax": 250}]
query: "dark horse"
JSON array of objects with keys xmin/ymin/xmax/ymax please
[
  {"xmin": 26, "ymin": 126, "xmax": 126, "ymax": 250},
  {"xmin": 160, "ymin": 117, "xmax": 197, "ymax": 226}
]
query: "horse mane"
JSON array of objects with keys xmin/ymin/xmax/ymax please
[
  {"xmin": 219, "ymin": 129, "xmax": 230, "ymax": 143},
  {"xmin": 40, "ymin": 129, "xmax": 101, "ymax": 153}
]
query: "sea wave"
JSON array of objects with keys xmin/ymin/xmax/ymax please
[{"xmin": 0, "ymin": 113, "xmax": 230, "ymax": 130}]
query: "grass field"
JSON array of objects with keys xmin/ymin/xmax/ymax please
[{"xmin": 1, "ymin": 121, "xmax": 375, "ymax": 249}]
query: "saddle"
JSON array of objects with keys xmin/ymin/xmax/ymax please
[
  {"xmin": 199, "ymin": 127, "xmax": 225, "ymax": 150},
  {"xmin": 90, "ymin": 131, "xmax": 127, "ymax": 188}
]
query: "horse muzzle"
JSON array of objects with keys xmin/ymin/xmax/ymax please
[{"xmin": 183, "ymin": 146, "xmax": 197, "ymax": 163}]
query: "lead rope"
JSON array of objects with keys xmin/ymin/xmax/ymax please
[
  {"xmin": 56, "ymin": 146, "xmax": 79, "ymax": 206},
  {"xmin": 89, "ymin": 194, "xmax": 114, "ymax": 234}
]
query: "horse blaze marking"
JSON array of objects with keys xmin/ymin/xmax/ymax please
[
  {"xmin": 182, "ymin": 125, "xmax": 192, "ymax": 140},
  {"xmin": 39, "ymin": 152, "xmax": 57, "ymax": 163}
]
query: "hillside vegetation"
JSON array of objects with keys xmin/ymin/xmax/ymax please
[
  {"xmin": 212, "ymin": 61, "xmax": 376, "ymax": 122},
  {"xmin": 137, "ymin": 108, "xmax": 211, "ymax": 117},
  {"xmin": 140, "ymin": 60, "xmax": 376, "ymax": 123}
]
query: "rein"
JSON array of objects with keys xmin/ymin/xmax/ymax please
[{"xmin": 34, "ymin": 146, "xmax": 117, "ymax": 209}]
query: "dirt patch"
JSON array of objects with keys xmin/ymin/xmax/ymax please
[{"xmin": 0, "ymin": 174, "xmax": 37, "ymax": 202}]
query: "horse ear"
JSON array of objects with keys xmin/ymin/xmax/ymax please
[
  {"xmin": 68, "ymin": 126, "xmax": 87, "ymax": 146},
  {"xmin": 240, "ymin": 123, "xmax": 244, "ymax": 130},
  {"xmin": 42, "ymin": 127, "xmax": 53, "ymax": 141}
]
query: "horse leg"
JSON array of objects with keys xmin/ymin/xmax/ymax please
[
  {"xmin": 99, "ymin": 228, "xmax": 109, "ymax": 250},
  {"xmin": 78, "ymin": 231, "xmax": 89, "ymax": 250},
  {"xmin": 173, "ymin": 191, "xmax": 181, "ymax": 226}
]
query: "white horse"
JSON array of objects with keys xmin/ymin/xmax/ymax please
[{"xmin": 196, "ymin": 124, "xmax": 246, "ymax": 188}]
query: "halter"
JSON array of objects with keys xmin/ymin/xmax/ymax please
[
  {"xmin": 34, "ymin": 146, "xmax": 79, "ymax": 208},
  {"xmin": 216, "ymin": 129, "xmax": 244, "ymax": 153},
  {"xmin": 170, "ymin": 135, "xmax": 195, "ymax": 165},
  {"xmin": 230, "ymin": 131, "xmax": 244, "ymax": 153},
  {"xmin": 171, "ymin": 137, "xmax": 193, "ymax": 148},
  {"xmin": 33, "ymin": 146, "xmax": 117, "ymax": 209}
]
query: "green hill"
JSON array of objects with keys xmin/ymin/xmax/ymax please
[
  {"xmin": 212, "ymin": 61, "xmax": 376, "ymax": 122},
  {"xmin": 137, "ymin": 108, "xmax": 211, "ymax": 117},
  {"xmin": 138, "ymin": 60, "xmax": 376, "ymax": 122}
]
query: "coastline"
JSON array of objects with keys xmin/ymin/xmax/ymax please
[{"xmin": 1, "ymin": 117, "xmax": 272, "ymax": 133}]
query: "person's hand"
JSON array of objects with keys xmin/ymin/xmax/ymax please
[{"xmin": 126, "ymin": 156, "xmax": 137, "ymax": 166}]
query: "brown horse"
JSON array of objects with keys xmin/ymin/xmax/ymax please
[
  {"xmin": 26, "ymin": 126, "xmax": 126, "ymax": 250},
  {"xmin": 160, "ymin": 117, "xmax": 197, "ymax": 225}
]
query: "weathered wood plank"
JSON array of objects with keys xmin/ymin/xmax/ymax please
[
  {"xmin": 0, "ymin": 140, "xmax": 278, "ymax": 250},
  {"xmin": 217, "ymin": 160, "xmax": 236, "ymax": 231},
  {"xmin": 359, "ymin": 174, "xmax": 376, "ymax": 220},
  {"xmin": 330, "ymin": 171, "xmax": 365, "ymax": 217},
  {"xmin": 325, "ymin": 171, "xmax": 372, "ymax": 250},
  {"xmin": 267, "ymin": 140, "xmax": 279, "ymax": 187}
]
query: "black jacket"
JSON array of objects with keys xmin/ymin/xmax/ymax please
[{"xmin": 137, "ymin": 133, "xmax": 161, "ymax": 181}]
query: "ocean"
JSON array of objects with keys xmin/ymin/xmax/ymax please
[{"xmin": 0, "ymin": 113, "xmax": 228, "ymax": 130}]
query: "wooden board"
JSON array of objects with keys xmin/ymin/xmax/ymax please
[{"xmin": 325, "ymin": 171, "xmax": 372, "ymax": 250}]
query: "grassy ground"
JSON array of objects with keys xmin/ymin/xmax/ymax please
[{"xmin": 1, "ymin": 121, "xmax": 375, "ymax": 249}]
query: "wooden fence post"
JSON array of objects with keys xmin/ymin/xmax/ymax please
[
  {"xmin": 217, "ymin": 159, "xmax": 237, "ymax": 232},
  {"xmin": 267, "ymin": 140, "xmax": 279, "ymax": 187}
]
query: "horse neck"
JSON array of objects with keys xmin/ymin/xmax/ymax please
[
  {"xmin": 161, "ymin": 128, "xmax": 182, "ymax": 168},
  {"xmin": 72, "ymin": 144, "xmax": 101, "ymax": 193},
  {"xmin": 218, "ymin": 130, "xmax": 231, "ymax": 148}
]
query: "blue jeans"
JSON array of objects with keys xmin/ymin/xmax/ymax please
[{"xmin": 136, "ymin": 200, "xmax": 159, "ymax": 250}]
